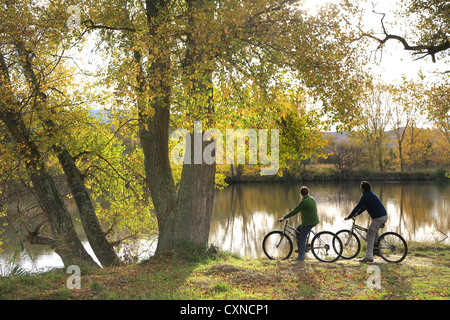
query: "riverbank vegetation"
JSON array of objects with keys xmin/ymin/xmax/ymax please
[
  {"xmin": 0, "ymin": 242, "xmax": 448, "ymax": 300},
  {"xmin": 225, "ymin": 163, "xmax": 450, "ymax": 183}
]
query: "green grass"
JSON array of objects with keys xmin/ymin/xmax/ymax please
[{"xmin": 0, "ymin": 242, "xmax": 448, "ymax": 300}]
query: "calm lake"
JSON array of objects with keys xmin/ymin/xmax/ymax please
[{"xmin": 1, "ymin": 181, "xmax": 449, "ymax": 274}]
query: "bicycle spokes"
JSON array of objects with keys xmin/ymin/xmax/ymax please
[
  {"xmin": 377, "ymin": 232, "xmax": 408, "ymax": 263},
  {"xmin": 337, "ymin": 219, "xmax": 408, "ymax": 263},
  {"xmin": 335, "ymin": 230, "xmax": 360, "ymax": 260},
  {"xmin": 311, "ymin": 231, "xmax": 342, "ymax": 263},
  {"xmin": 262, "ymin": 221, "xmax": 343, "ymax": 263},
  {"xmin": 262, "ymin": 231, "xmax": 293, "ymax": 260}
]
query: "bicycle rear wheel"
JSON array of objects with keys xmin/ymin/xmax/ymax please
[
  {"xmin": 377, "ymin": 232, "xmax": 408, "ymax": 263},
  {"xmin": 311, "ymin": 231, "xmax": 342, "ymax": 263},
  {"xmin": 335, "ymin": 230, "xmax": 361, "ymax": 260},
  {"xmin": 262, "ymin": 231, "xmax": 293, "ymax": 260}
]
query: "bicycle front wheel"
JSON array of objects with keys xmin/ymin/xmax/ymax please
[
  {"xmin": 377, "ymin": 232, "xmax": 408, "ymax": 263},
  {"xmin": 335, "ymin": 230, "xmax": 361, "ymax": 260},
  {"xmin": 262, "ymin": 231, "xmax": 293, "ymax": 260},
  {"xmin": 311, "ymin": 231, "xmax": 343, "ymax": 263}
]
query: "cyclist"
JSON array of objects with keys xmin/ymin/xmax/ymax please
[
  {"xmin": 278, "ymin": 186, "xmax": 319, "ymax": 262},
  {"xmin": 345, "ymin": 181, "xmax": 388, "ymax": 263}
]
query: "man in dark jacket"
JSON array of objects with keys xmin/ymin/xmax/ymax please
[{"xmin": 345, "ymin": 181, "xmax": 388, "ymax": 263}]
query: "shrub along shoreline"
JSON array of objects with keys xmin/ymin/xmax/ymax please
[{"xmin": 224, "ymin": 165, "xmax": 450, "ymax": 183}]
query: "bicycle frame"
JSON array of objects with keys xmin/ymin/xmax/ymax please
[
  {"xmin": 348, "ymin": 218, "xmax": 368, "ymax": 243},
  {"xmin": 339, "ymin": 218, "xmax": 408, "ymax": 263},
  {"xmin": 281, "ymin": 220, "xmax": 317, "ymax": 242},
  {"xmin": 263, "ymin": 219, "xmax": 343, "ymax": 262}
]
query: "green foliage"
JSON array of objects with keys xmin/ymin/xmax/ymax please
[
  {"xmin": 213, "ymin": 281, "xmax": 229, "ymax": 292},
  {"xmin": 65, "ymin": 0, "xmax": 374, "ymax": 252},
  {"xmin": 76, "ymin": 113, "xmax": 158, "ymax": 247},
  {"xmin": 81, "ymin": 0, "xmax": 369, "ymax": 158},
  {"xmin": 431, "ymin": 166, "xmax": 449, "ymax": 181},
  {"xmin": 170, "ymin": 242, "xmax": 221, "ymax": 263}
]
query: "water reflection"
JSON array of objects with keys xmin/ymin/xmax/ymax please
[
  {"xmin": 209, "ymin": 181, "xmax": 450, "ymax": 258},
  {"xmin": 1, "ymin": 181, "xmax": 449, "ymax": 274},
  {"xmin": 0, "ymin": 201, "xmax": 97, "ymax": 275}
]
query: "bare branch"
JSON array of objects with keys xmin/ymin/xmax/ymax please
[
  {"xmin": 434, "ymin": 220, "xmax": 448, "ymax": 243},
  {"xmin": 82, "ymin": 19, "xmax": 137, "ymax": 32},
  {"xmin": 23, "ymin": 219, "xmax": 55, "ymax": 246},
  {"xmin": 362, "ymin": 5, "xmax": 450, "ymax": 63}
]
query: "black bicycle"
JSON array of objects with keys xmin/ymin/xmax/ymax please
[
  {"xmin": 262, "ymin": 220, "xmax": 343, "ymax": 263},
  {"xmin": 335, "ymin": 217, "xmax": 408, "ymax": 263}
]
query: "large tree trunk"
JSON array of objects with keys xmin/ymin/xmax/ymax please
[
  {"xmin": 174, "ymin": 0, "xmax": 217, "ymax": 247},
  {"xmin": 56, "ymin": 148, "xmax": 121, "ymax": 267},
  {"xmin": 1, "ymin": 50, "xmax": 96, "ymax": 266},
  {"xmin": 136, "ymin": 0, "xmax": 217, "ymax": 253},
  {"xmin": 138, "ymin": 1, "xmax": 179, "ymax": 252},
  {"xmin": 177, "ymin": 138, "xmax": 216, "ymax": 246},
  {"xmin": 12, "ymin": 41, "xmax": 121, "ymax": 267},
  {"xmin": 0, "ymin": 111, "xmax": 97, "ymax": 267}
]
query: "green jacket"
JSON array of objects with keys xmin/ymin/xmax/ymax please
[{"xmin": 283, "ymin": 195, "xmax": 319, "ymax": 226}]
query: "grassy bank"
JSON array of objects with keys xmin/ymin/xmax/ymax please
[{"xmin": 0, "ymin": 242, "xmax": 448, "ymax": 300}]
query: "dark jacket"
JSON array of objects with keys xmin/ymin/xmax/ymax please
[{"xmin": 347, "ymin": 190, "xmax": 387, "ymax": 219}]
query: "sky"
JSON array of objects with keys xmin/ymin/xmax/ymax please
[{"xmin": 303, "ymin": 0, "xmax": 448, "ymax": 85}]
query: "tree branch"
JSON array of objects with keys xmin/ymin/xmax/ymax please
[
  {"xmin": 362, "ymin": 6, "xmax": 450, "ymax": 63},
  {"xmin": 82, "ymin": 19, "xmax": 137, "ymax": 32},
  {"xmin": 23, "ymin": 220, "xmax": 56, "ymax": 246}
]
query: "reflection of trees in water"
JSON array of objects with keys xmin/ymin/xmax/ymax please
[
  {"xmin": 210, "ymin": 182, "xmax": 450, "ymax": 258},
  {"xmin": 1, "ymin": 195, "xmax": 85, "ymax": 273},
  {"xmin": 385, "ymin": 182, "xmax": 449, "ymax": 242},
  {"xmin": 3, "ymin": 182, "xmax": 449, "ymax": 264}
]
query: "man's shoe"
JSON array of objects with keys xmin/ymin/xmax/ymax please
[{"xmin": 359, "ymin": 257, "xmax": 373, "ymax": 263}]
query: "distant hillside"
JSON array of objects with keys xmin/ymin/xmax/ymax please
[{"xmin": 324, "ymin": 131, "xmax": 351, "ymax": 143}]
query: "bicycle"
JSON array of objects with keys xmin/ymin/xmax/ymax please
[
  {"xmin": 335, "ymin": 217, "xmax": 408, "ymax": 263},
  {"xmin": 262, "ymin": 219, "xmax": 343, "ymax": 263}
]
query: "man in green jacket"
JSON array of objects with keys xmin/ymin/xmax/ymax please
[{"xmin": 278, "ymin": 186, "xmax": 319, "ymax": 261}]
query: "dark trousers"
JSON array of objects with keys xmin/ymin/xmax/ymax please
[{"xmin": 295, "ymin": 224, "xmax": 314, "ymax": 261}]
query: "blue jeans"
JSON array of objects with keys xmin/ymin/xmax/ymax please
[{"xmin": 295, "ymin": 224, "xmax": 315, "ymax": 261}]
